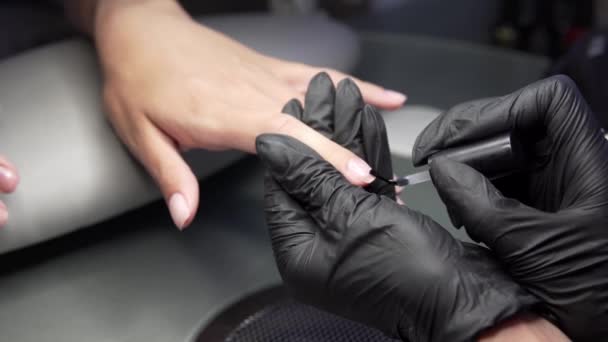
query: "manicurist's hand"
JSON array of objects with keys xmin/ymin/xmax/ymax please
[
  {"xmin": 0, "ymin": 156, "xmax": 19, "ymax": 227},
  {"xmin": 64, "ymin": 0, "xmax": 406, "ymax": 229},
  {"xmin": 415, "ymin": 75, "xmax": 608, "ymax": 341},
  {"xmin": 257, "ymin": 74, "xmax": 541, "ymax": 342}
]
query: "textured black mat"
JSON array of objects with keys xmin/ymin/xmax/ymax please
[{"xmin": 197, "ymin": 286, "xmax": 399, "ymax": 342}]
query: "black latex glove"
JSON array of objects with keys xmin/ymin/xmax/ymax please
[
  {"xmin": 257, "ymin": 74, "xmax": 537, "ymax": 342},
  {"xmin": 413, "ymin": 75, "xmax": 608, "ymax": 341},
  {"xmin": 281, "ymin": 72, "xmax": 395, "ymax": 199}
]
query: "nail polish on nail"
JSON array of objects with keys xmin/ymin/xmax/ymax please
[
  {"xmin": 169, "ymin": 193, "xmax": 190, "ymax": 230},
  {"xmin": 0, "ymin": 167, "xmax": 15, "ymax": 183},
  {"xmin": 384, "ymin": 90, "xmax": 407, "ymax": 103},
  {"xmin": 347, "ymin": 158, "xmax": 376, "ymax": 184},
  {"xmin": 394, "ymin": 174, "xmax": 405, "ymax": 194}
]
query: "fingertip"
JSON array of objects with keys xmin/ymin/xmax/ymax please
[
  {"xmin": 361, "ymin": 86, "xmax": 407, "ymax": 110},
  {"xmin": 305, "ymin": 72, "xmax": 335, "ymax": 103},
  {"xmin": 166, "ymin": 175, "xmax": 199, "ymax": 230},
  {"xmin": 281, "ymin": 98, "xmax": 304, "ymax": 119},
  {"xmin": 429, "ymin": 157, "xmax": 464, "ymax": 190},
  {"xmin": 0, "ymin": 201, "xmax": 7, "ymax": 227},
  {"xmin": 169, "ymin": 192, "xmax": 190, "ymax": 230},
  {"xmin": 0, "ymin": 163, "xmax": 19, "ymax": 193},
  {"xmin": 336, "ymin": 77, "xmax": 363, "ymax": 99},
  {"xmin": 395, "ymin": 182, "xmax": 404, "ymax": 195},
  {"xmin": 345, "ymin": 157, "xmax": 376, "ymax": 186},
  {"xmin": 309, "ymin": 71, "xmax": 333, "ymax": 87},
  {"xmin": 383, "ymin": 90, "xmax": 407, "ymax": 105},
  {"xmin": 431, "ymin": 157, "xmax": 487, "ymax": 191},
  {"xmin": 161, "ymin": 173, "xmax": 199, "ymax": 231},
  {"xmin": 255, "ymin": 133, "xmax": 281, "ymax": 166},
  {"xmin": 129, "ymin": 123, "xmax": 200, "ymax": 231}
]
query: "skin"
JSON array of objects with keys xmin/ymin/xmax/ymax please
[
  {"xmin": 479, "ymin": 316, "xmax": 570, "ymax": 342},
  {"xmin": 62, "ymin": 0, "xmax": 570, "ymax": 340},
  {"xmin": 64, "ymin": 0, "xmax": 406, "ymax": 230},
  {"xmin": 0, "ymin": 156, "xmax": 18, "ymax": 227}
]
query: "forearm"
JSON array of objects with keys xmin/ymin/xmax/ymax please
[
  {"xmin": 478, "ymin": 315, "xmax": 570, "ymax": 342},
  {"xmin": 62, "ymin": 0, "xmax": 185, "ymax": 35}
]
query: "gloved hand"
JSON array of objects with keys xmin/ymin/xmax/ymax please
[
  {"xmin": 257, "ymin": 74, "xmax": 537, "ymax": 342},
  {"xmin": 413, "ymin": 75, "xmax": 608, "ymax": 341},
  {"xmin": 280, "ymin": 72, "xmax": 395, "ymax": 199}
]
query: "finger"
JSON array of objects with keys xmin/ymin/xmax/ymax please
[
  {"xmin": 361, "ymin": 106, "xmax": 396, "ymax": 199},
  {"xmin": 323, "ymin": 69, "xmax": 406, "ymax": 110},
  {"xmin": 361, "ymin": 106, "xmax": 393, "ymax": 179},
  {"xmin": 264, "ymin": 171, "xmax": 325, "ymax": 289},
  {"xmin": 0, "ymin": 156, "xmax": 19, "ymax": 193},
  {"xmin": 281, "ymin": 98, "xmax": 304, "ymax": 120},
  {"xmin": 265, "ymin": 114, "xmax": 375, "ymax": 186},
  {"xmin": 412, "ymin": 75, "xmax": 591, "ymax": 166},
  {"xmin": 430, "ymin": 157, "xmax": 533, "ymax": 246},
  {"xmin": 395, "ymin": 176, "xmax": 404, "ymax": 195},
  {"xmin": 0, "ymin": 201, "xmax": 8, "ymax": 227},
  {"xmin": 257, "ymin": 134, "xmax": 381, "ymax": 231},
  {"xmin": 302, "ymin": 72, "xmax": 335, "ymax": 138},
  {"xmin": 333, "ymin": 78, "xmax": 364, "ymax": 156},
  {"xmin": 264, "ymin": 171, "xmax": 317, "ymax": 253},
  {"xmin": 411, "ymin": 96, "xmax": 505, "ymax": 166},
  {"xmin": 127, "ymin": 121, "xmax": 199, "ymax": 230}
]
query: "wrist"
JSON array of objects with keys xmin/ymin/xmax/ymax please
[
  {"xmin": 62, "ymin": 0, "xmax": 100, "ymax": 34},
  {"xmin": 63, "ymin": 0, "xmax": 188, "ymax": 37},
  {"xmin": 478, "ymin": 315, "xmax": 570, "ymax": 342},
  {"xmin": 96, "ymin": 0, "xmax": 188, "ymax": 36}
]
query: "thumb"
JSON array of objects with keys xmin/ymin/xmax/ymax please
[
  {"xmin": 430, "ymin": 158, "xmax": 517, "ymax": 246},
  {"xmin": 256, "ymin": 134, "xmax": 379, "ymax": 233},
  {"xmin": 128, "ymin": 123, "xmax": 199, "ymax": 230},
  {"xmin": 267, "ymin": 114, "xmax": 376, "ymax": 186}
]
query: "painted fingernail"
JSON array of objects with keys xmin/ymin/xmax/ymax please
[
  {"xmin": 384, "ymin": 90, "xmax": 407, "ymax": 103},
  {"xmin": 347, "ymin": 158, "xmax": 376, "ymax": 184},
  {"xmin": 169, "ymin": 193, "xmax": 190, "ymax": 230},
  {"xmin": 0, "ymin": 166, "xmax": 15, "ymax": 183},
  {"xmin": 393, "ymin": 173, "xmax": 404, "ymax": 194}
]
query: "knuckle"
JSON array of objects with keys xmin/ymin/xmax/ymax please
[
  {"xmin": 551, "ymin": 74, "xmax": 576, "ymax": 89},
  {"xmin": 544, "ymin": 74, "xmax": 577, "ymax": 97},
  {"xmin": 184, "ymin": 78, "xmax": 210, "ymax": 115}
]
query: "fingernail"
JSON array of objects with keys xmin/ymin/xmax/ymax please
[
  {"xmin": 0, "ymin": 166, "xmax": 15, "ymax": 183},
  {"xmin": 394, "ymin": 173, "xmax": 404, "ymax": 194},
  {"xmin": 347, "ymin": 158, "xmax": 376, "ymax": 184},
  {"xmin": 384, "ymin": 90, "xmax": 407, "ymax": 103},
  {"xmin": 169, "ymin": 193, "xmax": 190, "ymax": 230}
]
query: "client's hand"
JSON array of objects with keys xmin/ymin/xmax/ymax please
[
  {"xmin": 414, "ymin": 76, "xmax": 608, "ymax": 341},
  {"xmin": 78, "ymin": 0, "xmax": 406, "ymax": 229},
  {"xmin": 257, "ymin": 75, "xmax": 537, "ymax": 341},
  {"xmin": 0, "ymin": 156, "xmax": 18, "ymax": 227}
]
